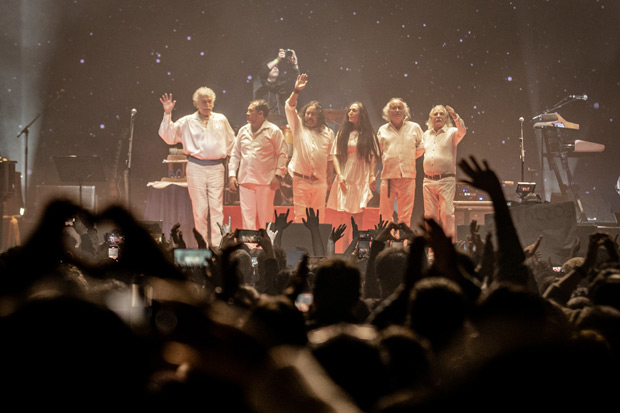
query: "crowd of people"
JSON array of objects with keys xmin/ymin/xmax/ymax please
[{"xmin": 1, "ymin": 154, "xmax": 619, "ymax": 411}]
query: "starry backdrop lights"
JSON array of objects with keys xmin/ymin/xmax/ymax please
[{"xmin": 2, "ymin": 0, "xmax": 619, "ymax": 220}]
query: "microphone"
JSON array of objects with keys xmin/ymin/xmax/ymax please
[
  {"xmin": 519, "ymin": 117, "xmax": 524, "ymax": 122},
  {"xmin": 131, "ymin": 108, "xmax": 137, "ymax": 117},
  {"xmin": 569, "ymin": 94, "xmax": 588, "ymax": 101}
]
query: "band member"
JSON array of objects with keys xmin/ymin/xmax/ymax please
[
  {"xmin": 158, "ymin": 87, "xmax": 235, "ymax": 247},
  {"xmin": 327, "ymin": 101, "xmax": 379, "ymax": 244},
  {"xmin": 422, "ymin": 104, "xmax": 466, "ymax": 242},
  {"xmin": 284, "ymin": 73, "xmax": 334, "ymax": 222},
  {"xmin": 377, "ymin": 98, "xmax": 425, "ymax": 226},
  {"xmin": 228, "ymin": 99, "xmax": 288, "ymax": 230}
]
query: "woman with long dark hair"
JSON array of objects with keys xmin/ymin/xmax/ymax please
[{"xmin": 327, "ymin": 102, "xmax": 380, "ymax": 245}]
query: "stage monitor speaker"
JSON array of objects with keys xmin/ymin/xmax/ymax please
[
  {"xmin": 36, "ymin": 184, "xmax": 97, "ymax": 213},
  {"xmin": 579, "ymin": 193, "xmax": 617, "ymax": 224},
  {"xmin": 483, "ymin": 201, "xmax": 578, "ymax": 266},
  {"xmin": 276, "ymin": 222, "xmax": 332, "ymax": 267}
]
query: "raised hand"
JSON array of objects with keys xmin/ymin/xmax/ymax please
[
  {"xmin": 170, "ymin": 223, "xmax": 186, "ymax": 249},
  {"xmin": 374, "ymin": 221, "xmax": 397, "ymax": 243},
  {"xmin": 404, "ymin": 236, "xmax": 427, "ymax": 290},
  {"xmin": 288, "ymin": 49, "xmax": 298, "ymax": 66},
  {"xmin": 397, "ymin": 221, "xmax": 415, "ymax": 242},
  {"xmin": 266, "ymin": 222, "xmax": 278, "ymax": 244},
  {"xmin": 302, "ymin": 207, "xmax": 320, "ymax": 230},
  {"xmin": 458, "ymin": 156, "xmax": 503, "ymax": 196},
  {"xmin": 294, "ymin": 73, "xmax": 309, "ymax": 91},
  {"xmin": 159, "ymin": 93, "xmax": 176, "ymax": 114},
  {"xmin": 283, "ymin": 254, "xmax": 310, "ymax": 302},
  {"xmin": 217, "ymin": 216, "xmax": 232, "ymax": 236},
  {"xmin": 523, "ymin": 235, "xmax": 543, "ymax": 259},
  {"xmin": 273, "ymin": 209, "xmax": 292, "ymax": 232},
  {"xmin": 478, "ymin": 232, "xmax": 495, "ymax": 287},
  {"xmin": 371, "ymin": 214, "xmax": 388, "ymax": 239},
  {"xmin": 277, "ymin": 48, "xmax": 286, "ymax": 62},
  {"xmin": 419, "ymin": 217, "xmax": 458, "ymax": 279},
  {"xmin": 329, "ymin": 223, "xmax": 347, "ymax": 243},
  {"xmin": 257, "ymin": 228, "xmax": 275, "ymax": 258},
  {"xmin": 192, "ymin": 228, "xmax": 207, "ymax": 249}
]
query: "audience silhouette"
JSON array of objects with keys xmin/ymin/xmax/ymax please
[{"xmin": 1, "ymin": 155, "xmax": 619, "ymax": 411}]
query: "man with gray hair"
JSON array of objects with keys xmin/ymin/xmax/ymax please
[
  {"xmin": 159, "ymin": 87, "xmax": 235, "ymax": 247},
  {"xmin": 377, "ymin": 97, "xmax": 425, "ymax": 226},
  {"xmin": 422, "ymin": 104, "xmax": 466, "ymax": 242}
]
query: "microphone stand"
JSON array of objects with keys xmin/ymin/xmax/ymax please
[
  {"xmin": 531, "ymin": 95, "xmax": 580, "ymax": 121},
  {"xmin": 519, "ymin": 117, "xmax": 525, "ymax": 182},
  {"xmin": 123, "ymin": 110, "xmax": 136, "ymax": 209},
  {"xmin": 16, "ymin": 89, "xmax": 64, "ymax": 215}
]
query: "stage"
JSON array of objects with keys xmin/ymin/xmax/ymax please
[{"xmin": 143, "ymin": 181, "xmax": 381, "ymax": 253}]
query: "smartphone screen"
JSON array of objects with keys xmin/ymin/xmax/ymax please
[
  {"xmin": 108, "ymin": 246, "xmax": 119, "ymax": 260},
  {"xmin": 295, "ymin": 293, "xmax": 313, "ymax": 312},
  {"xmin": 174, "ymin": 249, "xmax": 212, "ymax": 267},
  {"xmin": 237, "ymin": 229, "xmax": 259, "ymax": 243},
  {"xmin": 358, "ymin": 239, "xmax": 370, "ymax": 259}
]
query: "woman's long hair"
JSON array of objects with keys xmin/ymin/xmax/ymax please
[{"xmin": 335, "ymin": 102, "xmax": 379, "ymax": 165}]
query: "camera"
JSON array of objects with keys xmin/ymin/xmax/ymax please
[
  {"xmin": 285, "ymin": 49, "xmax": 293, "ymax": 58},
  {"xmin": 174, "ymin": 248, "xmax": 212, "ymax": 267}
]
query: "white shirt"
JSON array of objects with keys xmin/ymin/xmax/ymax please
[
  {"xmin": 377, "ymin": 120, "xmax": 425, "ymax": 179},
  {"xmin": 422, "ymin": 119, "xmax": 466, "ymax": 175},
  {"xmin": 159, "ymin": 111, "xmax": 235, "ymax": 160},
  {"xmin": 228, "ymin": 119, "xmax": 288, "ymax": 186},
  {"xmin": 285, "ymin": 102, "xmax": 334, "ymax": 181}
]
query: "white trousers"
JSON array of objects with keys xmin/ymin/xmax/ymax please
[
  {"xmin": 186, "ymin": 161, "xmax": 224, "ymax": 248},
  {"xmin": 379, "ymin": 177, "xmax": 416, "ymax": 226},
  {"xmin": 292, "ymin": 175, "xmax": 327, "ymax": 223},
  {"xmin": 423, "ymin": 177, "xmax": 456, "ymax": 241},
  {"xmin": 239, "ymin": 184, "xmax": 276, "ymax": 230}
]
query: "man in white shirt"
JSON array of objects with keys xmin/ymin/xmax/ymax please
[
  {"xmin": 377, "ymin": 98, "xmax": 425, "ymax": 226},
  {"xmin": 159, "ymin": 87, "xmax": 235, "ymax": 247},
  {"xmin": 422, "ymin": 104, "xmax": 466, "ymax": 242},
  {"xmin": 228, "ymin": 99, "xmax": 288, "ymax": 230},
  {"xmin": 285, "ymin": 73, "xmax": 334, "ymax": 223}
]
